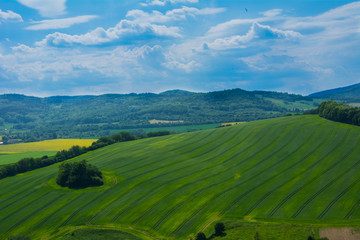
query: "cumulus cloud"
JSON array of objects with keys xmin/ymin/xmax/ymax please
[
  {"xmin": 36, "ymin": 20, "xmax": 181, "ymax": 47},
  {"xmin": 11, "ymin": 44, "xmax": 35, "ymax": 52},
  {"xmin": 26, "ymin": 15, "xmax": 98, "ymax": 30},
  {"xmin": 206, "ymin": 23, "xmax": 301, "ymax": 50},
  {"xmin": 17, "ymin": 0, "xmax": 66, "ymax": 17},
  {"xmin": 141, "ymin": 0, "xmax": 198, "ymax": 7},
  {"xmin": 127, "ymin": 6, "xmax": 225, "ymax": 23},
  {"xmin": 0, "ymin": 9, "xmax": 23, "ymax": 23},
  {"xmin": 35, "ymin": 6, "xmax": 224, "ymax": 47},
  {"xmin": 0, "ymin": 44, "xmax": 169, "ymax": 95}
]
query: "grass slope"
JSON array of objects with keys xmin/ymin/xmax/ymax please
[{"xmin": 0, "ymin": 115, "xmax": 360, "ymax": 240}]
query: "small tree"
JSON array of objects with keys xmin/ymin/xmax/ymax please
[
  {"xmin": 195, "ymin": 232, "xmax": 206, "ymax": 240},
  {"xmin": 254, "ymin": 232, "xmax": 260, "ymax": 240},
  {"xmin": 214, "ymin": 222, "xmax": 225, "ymax": 236}
]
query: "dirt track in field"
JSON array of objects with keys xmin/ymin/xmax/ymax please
[{"xmin": 319, "ymin": 228, "xmax": 360, "ymax": 240}]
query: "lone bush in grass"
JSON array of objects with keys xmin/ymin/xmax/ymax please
[
  {"xmin": 214, "ymin": 222, "xmax": 225, "ymax": 236},
  {"xmin": 56, "ymin": 160, "xmax": 104, "ymax": 188},
  {"xmin": 195, "ymin": 232, "xmax": 206, "ymax": 240}
]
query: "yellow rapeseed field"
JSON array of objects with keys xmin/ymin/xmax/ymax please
[{"xmin": 0, "ymin": 139, "xmax": 95, "ymax": 154}]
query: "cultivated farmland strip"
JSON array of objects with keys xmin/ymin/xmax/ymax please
[{"xmin": 291, "ymin": 158, "xmax": 360, "ymax": 218}]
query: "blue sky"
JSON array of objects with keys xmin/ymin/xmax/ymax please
[{"xmin": 0, "ymin": 0, "xmax": 359, "ymax": 96}]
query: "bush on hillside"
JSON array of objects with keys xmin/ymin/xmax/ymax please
[
  {"xmin": 56, "ymin": 160, "xmax": 104, "ymax": 189},
  {"xmin": 195, "ymin": 232, "xmax": 206, "ymax": 240},
  {"xmin": 214, "ymin": 222, "xmax": 225, "ymax": 236}
]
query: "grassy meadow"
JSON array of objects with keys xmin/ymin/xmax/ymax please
[
  {"xmin": 0, "ymin": 115, "xmax": 360, "ymax": 239},
  {"xmin": 0, "ymin": 139, "xmax": 95, "ymax": 165}
]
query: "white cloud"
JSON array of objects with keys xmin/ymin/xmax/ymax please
[
  {"xmin": 127, "ymin": 6, "xmax": 225, "ymax": 23},
  {"xmin": 17, "ymin": 0, "xmax": 66, "ymax": 17},
  {"xmin": 26, "ymin": 15, "xmax": 98, "ymax": 30},
  {"xmin": 0, "ymin": 44, "xmax": 169, "ymax": 95},
  {"xmin": 262, "ymin": 9, "xmax": 283, "ymax": 17},
  {"xmin": 2, "ymin": 2, "xmax": 360, "ymax": 95},
  {"xmin": 35, "ymin": 6, "xmax": 224, "ymax": 47},
  {"xmin": 282, "ymin": 2, "xmax": 360, "ymax": 34},
  {"xmin": 141, "ymin": 0, "xmax": 198, "ymax": 7},
  {"xmin": 206, "ymin": 23, "xmax": 301, "ymax": 50},
  {"xmin": 0, "ymin": 9, "xmax": 23, "ymax": 23},
  {"xmin": 36, "ymin": 20, "xmax": 181, "ymax": 47},
  {"xmin": 11, "ymin": 44, "xmax": 35, "ymax": 52}
]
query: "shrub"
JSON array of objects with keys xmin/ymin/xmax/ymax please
[
  {"xmin": 56, "ymin": 160, "xmax": 104, "ymax": 189},
  {"xmin": 195, "ymin": 232, "xmax": 206, "ymax": 240},
  {"xmin": 214, "ymin": 222, "xmax": 225, "ymax": 236}
]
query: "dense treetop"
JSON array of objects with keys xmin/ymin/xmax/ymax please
[{"xmin": 56, "ymin": 160, "xmax": 104, "ymax": 189}]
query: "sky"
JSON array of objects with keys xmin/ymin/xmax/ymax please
[{"xmin": 0, "ymin": 0, "xmax": 359, "ymax": 96}]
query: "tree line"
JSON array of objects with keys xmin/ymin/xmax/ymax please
[
  {"xmin": 0, "ymin": 130, "xmax": 170, "ymax": 180},
  {"xmin": 305, "ymin": 100, "xmax": 360, "ymax": 126}
]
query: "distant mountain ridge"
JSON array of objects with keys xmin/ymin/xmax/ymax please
[
  {"xmin": 0, "ymin": 88, "xmax": 320, "ymax": 140},
  {"xmin": 309, "ymin": 82, "xmax": 360, "ymax": 102}
]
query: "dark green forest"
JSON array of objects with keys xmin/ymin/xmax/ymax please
[
  {"xmin": 305, "ymin": 100, "xmax": 360, "ymax": 126},
  {"xmin": 0, "ymin": 89, "xmax": 319, "ymax": 141}
]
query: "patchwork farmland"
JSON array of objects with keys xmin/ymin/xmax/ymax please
[
  {"xmin": 0, "ymin": 139, "xmax": 95, "ymax": 165},
  {"xmin": 0, "ymin": 115, "xmax": 360, "ymax": 239}
]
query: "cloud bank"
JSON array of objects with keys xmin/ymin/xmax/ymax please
[{"xmin": 1, "ymin": 1, "xmax": 359, "ymax": 95}]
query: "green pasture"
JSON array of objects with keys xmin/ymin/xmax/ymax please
[
  {"xmin": 0, "ymin": 151, "xmax": 56, "ymax": 166},
  {"xmin": 109, "ymin": 123, "xmax": 221, "ymax": 135},
  {"xmin": 0, "ymin": 115, "xmax": 360, "ymax": 240}
]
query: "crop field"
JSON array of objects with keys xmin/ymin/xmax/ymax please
[
  {"xmin": 0, "ymin": 152, "xmax": 56, "ymax": 166},
  {"xmin": 0, "ymin": 115, "xmax": 360, "ymax": 239},
  {"xmin": 0, "ymin": 139, "xmax": 95, "ymax": 165},
  {"xmin": 0, "ymin": 139, "xmax": 95, "ymax": 154}
]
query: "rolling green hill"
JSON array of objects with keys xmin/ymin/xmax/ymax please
[{"xmin": 0, "ymin": 115, "xmax": 359, "ymax": 239}]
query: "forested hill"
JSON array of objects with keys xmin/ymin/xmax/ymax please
[
  {"xmin": 309, "ymin": 82, "xmax": 360, "ymax": 103},
  {"xmin": 0, "ymin": 89, "xmax": 319, "ymax": 139}
]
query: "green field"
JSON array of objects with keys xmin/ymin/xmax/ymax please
[
  {"xmin": 0, "ymin": 152, "xmax": 56, "ymax": 166},
  {"xmin": 0, "ymin": 139, "xmax": 95, "ymax": 165},
  {"xmin": 109, "ymin": 123, "xmax": 221, "ymax": 135},
  {"xmin": 0, "ymin": 115, "xmax": 360, "ymax": 239}
]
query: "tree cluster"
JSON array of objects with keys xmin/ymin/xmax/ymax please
[
  {"xmin": 305, "ymin": 100, "xmax": 360, "ymax": 126},
  {"xmin": 195, "ymin": 222, "xmax": 225, "ymax": 240},
  {"xmin": 56, "ymin": 160, "xmax": 103, "ymax": 188}
]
